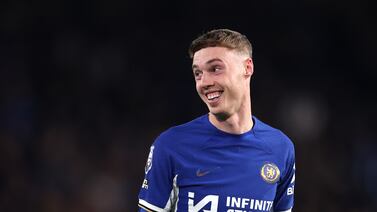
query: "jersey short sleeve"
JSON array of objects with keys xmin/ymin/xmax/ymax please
[
  {"xmin": 273, "ymin": 139, "xmax": 296, "ymax": 212},
  {"xmin": 138, "ymin": 134, "xmax": 177, "ymax": 212}
]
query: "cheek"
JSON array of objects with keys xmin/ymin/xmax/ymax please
[
  {"xmin": 230, "ymin": 73, "xmax": 246, "ymax": 94},
  {"xmin": 195, "ymin": 84, "xmax": 205, "ymax": 99},
  {"xmin": 227, "ymin": 82, "xmax": 244, "ymax": 100},
  {"xmin": 195, "ymin": 83, "xmax": 201, "ymax": 94}
]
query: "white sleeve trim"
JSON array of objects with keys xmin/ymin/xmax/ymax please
[
  {"xmin": 139, "ymin": 175, "xmax": 179, "ymax": 212},
  {"xmin": 138, "ymin": 199, "xmax": 164, "ymax": 212},
  {"xmin": 163, "ymin": 174, "xmax": 179, "ymax": 211},
  {"xmin": 275, "ymin": 208, "xmax": 292, "ymax": 212}
]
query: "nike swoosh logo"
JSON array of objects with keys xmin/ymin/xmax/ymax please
[
  {"xmin": 196, "ymin": 167, "xmax": 220, "ymax": 177},
  {"xmin": 196, "ymin": 169, "xmax": 211, "ymax": 177}
]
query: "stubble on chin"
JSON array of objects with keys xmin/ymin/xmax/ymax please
[{"xmin": 209, "ymin": 109, "xmax": 230, "ymax": 122}]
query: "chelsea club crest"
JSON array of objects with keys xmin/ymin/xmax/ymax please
[
  {"xmin": 260, "ymin": 162, "xmax": 280, "ymax": 183},
  {"xmin": 145, "ymin": 145, "xmax": 155, "ymax": 174}
]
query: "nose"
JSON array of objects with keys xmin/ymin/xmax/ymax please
[{"xmin": 198, "ymin": 72, "xmax": 214, "ymax": 89}]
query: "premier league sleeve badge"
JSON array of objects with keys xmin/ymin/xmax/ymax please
[{"xmin": 145, "ymin": 145, "xmax": 155, "ymax": 174}]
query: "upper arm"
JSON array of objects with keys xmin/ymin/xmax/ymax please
[
  {"xmin": 138, "ymin": 136, "xmax": 176, "ymax": 211},
  {"xmin": 274, "ymin": 140, "xmax": 296, "ymax": 211}
]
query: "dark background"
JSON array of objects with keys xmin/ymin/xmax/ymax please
[{"xmin": 1, "ymin": 0, "xmax": 376, "ymax": 211}]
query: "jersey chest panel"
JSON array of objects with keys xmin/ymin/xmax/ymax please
[{"xmin": 173, "ymin": 137, "xmax": 279, "ymax": 212}]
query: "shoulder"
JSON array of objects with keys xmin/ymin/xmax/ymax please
[
  {"xmin": 254, "ymin": 117, "xmax": 295, "ymax": 178},
  {"xmin": 253, "ymin": 117, "xmax": 294, "ymax": 152},
  {"xmin": 153, "ymin": 115, "xmax": 209, "ymax": 147}
]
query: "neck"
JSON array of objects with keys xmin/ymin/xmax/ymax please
[{"xmin": 209, "ymin": 99, "xmax": 253, "ymax": 135}]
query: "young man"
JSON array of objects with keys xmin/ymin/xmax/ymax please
[{"xmin": 138, "ymin": 29, "xmax": 295, "ymax": 212}]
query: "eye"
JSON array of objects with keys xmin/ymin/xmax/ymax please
[
  {"xmin": 193, "ymin": 70, "xmax": 202, "ymax": 79},
  {"xmin": 211, "ymin": 66, "xmax": 222, "ymax": 72}
]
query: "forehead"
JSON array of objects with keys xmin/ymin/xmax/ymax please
[{"xmin": 192, "ymin": 47, "xmax": 236, "ymax": 67}]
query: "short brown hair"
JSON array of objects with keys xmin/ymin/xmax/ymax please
[{"xmin": 188, "ymin": 29, "xmax": 253, "ymax": 59}]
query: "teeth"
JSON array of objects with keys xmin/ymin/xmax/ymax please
[{"xmin": 206, "ymin": 92, "xmax": 221, "ymax": 100}]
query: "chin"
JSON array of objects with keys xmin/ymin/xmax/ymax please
[{"xmin": 209, "ymin": 109, "xmax": 230, "ymax": 121}]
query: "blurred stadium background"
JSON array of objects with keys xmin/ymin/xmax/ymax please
[{"xmin": 0, "ymin": 0, "xmax": 376, "ymax": 211}]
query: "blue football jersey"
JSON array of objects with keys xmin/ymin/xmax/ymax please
[{"xmin": 138, "ymin": 115, "xmax": 295, "ymax": 212}]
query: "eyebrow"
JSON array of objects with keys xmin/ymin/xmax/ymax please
[{"xmin": 192, "ymin": 58, "xmax": 223, "ymax": 70}]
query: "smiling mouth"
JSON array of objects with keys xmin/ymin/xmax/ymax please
[{"xmin": 205, "ymin": 91, "xmax": 223, "ymax": 101}]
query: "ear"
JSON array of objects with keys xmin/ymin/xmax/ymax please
[{"xmin": 244, "ymin": 58, "xmax": 254, "ymax": 77}]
